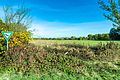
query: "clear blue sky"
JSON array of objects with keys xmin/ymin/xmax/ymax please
[{"xmin": 0, "ymin": 0, "xmax": 112, "ymax": 38}]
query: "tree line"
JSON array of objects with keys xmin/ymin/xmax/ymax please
[{"xmin": 34, "ymin": 33, "xmax": 111, "ymax": 40}]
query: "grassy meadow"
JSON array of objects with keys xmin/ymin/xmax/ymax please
[
  {"xmin": 30, "ymin": 40, "xmax": 120, "ymax": 46},
  {"xmin": 1, "ymin": 0, "xmax": 120, "ymax": 79}
]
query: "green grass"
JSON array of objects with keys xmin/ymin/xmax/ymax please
[
  {"xmin": 1, "ymin": 60, "xmax": 120, "ymax": 80},
  {"xmin": 1, "ymin": 40, "xmax": 120, "ymax": 80},
  {"xmin": 30, "ymin": 40, "xmax": 120, "ymax": 46}
]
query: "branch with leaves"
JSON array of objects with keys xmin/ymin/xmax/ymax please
[{"xmin": 98, "ymin": 0, "xmax": 120, "ymax": 27}]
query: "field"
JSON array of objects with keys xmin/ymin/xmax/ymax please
[
  {"xmin": 1, "ymin": 40, "xmax": 120, "ymax": 80},
  {"xmin": 1, "ymin": 0, "xmax": 120, "ymax": 79},
  {"xmin": 31, "ymin": 40, "xmax": 120, "ymax": 46}
]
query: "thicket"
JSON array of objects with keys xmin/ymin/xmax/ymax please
[
  {"xmin": 0, "ymin": 20, "xmax": 31, "ymax": 54},
  {"xmin": 0, "ymin": 5, "xmax": 32, "ymax": 54}
]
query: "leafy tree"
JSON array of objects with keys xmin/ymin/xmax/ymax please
[
  {"xmin": 71, "ymin": 36, "xmax": 77, "ymax": 40},
  {"xmin": 110, "ymin": 28, "xmax": 120, "ymax": 40},
  {"xmin": 103, "ymin": 33, "xmax": 110, "ymax": 40},
  {"xmin": 88, "ymin": 34, "xmax": 93, "ymax": 40},
  {"xmin": 98, "ymin": 0, "xmax": 120, "ymax": 40},
  {"xmin": 98, "ymin": 0, "xmax": 120, "ymax": 27}
]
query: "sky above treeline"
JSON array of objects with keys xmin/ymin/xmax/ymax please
[{"xmin": 0, "ymin": 0, "xmax": 112, "ymax": 38}]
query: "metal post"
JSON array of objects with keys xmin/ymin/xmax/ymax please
[{"xmin": 7, "ymin": 40, "xmax": 8, "ymax": 50}]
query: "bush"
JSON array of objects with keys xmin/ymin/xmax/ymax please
[
  {"xmin": 0, "ymin": 34, "xmax": 6, "ymax": 54},
  {"xmin": 0, "ymin": 19, "xmax": 31, "ymax": 55},
  {"xmin": 0, "ymin": 19, "xmax": 8, "ymax": 54},
  {"xmin": 0, "ymin": 44, "xmax": 47, "ymax": 74},
  {"xmin": 10, "ymin": 32, "xmax": 31, "ymax": 47},
  {"xmin": 110, "ymin": 28, "xmax": 120, "ymax": 40},
  {"xmin": 0, "ymin": 31, "xmax": 31, "ymax": 55}
]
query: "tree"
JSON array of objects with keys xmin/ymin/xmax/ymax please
[
  {"xmin": 98, "ymin": 0, "xmax": 120, "ymax": 27},
  {"xmin": 98, "ymin": 0, "xmax": 120, "ymax": 40},
  {"xmin": 2, "ymin": 5, "xmax": 32, "ymax": 31},
  {"xmin": 110, "ymin": 28, "xmax": 120, "ymax": 40},
  {"xmin": 71, "ymin": 36, "xmax": 77, "ymax": 40},
  {"xmin": 88, "ymin": 34, "xmax": 93, "ymax": 40},
  {"xmin": 102, "ymin": 34, "xmax": 110, "ymax": 40}
]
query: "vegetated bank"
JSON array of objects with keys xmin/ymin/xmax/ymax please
[{"xmin": 0, "ymin": 42, "xmax": 120, "ymax": 80}]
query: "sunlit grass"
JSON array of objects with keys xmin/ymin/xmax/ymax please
[{"xmin": 31, "ymin": 40, "xmax": 120, "ymax": 46}]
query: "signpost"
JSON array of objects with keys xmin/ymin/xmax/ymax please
[{"xmin": 1, "ymin": 31, "xmax": 13, "ymax": 50}]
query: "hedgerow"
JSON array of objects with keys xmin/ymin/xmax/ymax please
[{"xmin": 0, "ymin": 19, "xmax": 31, "ymax": 54}]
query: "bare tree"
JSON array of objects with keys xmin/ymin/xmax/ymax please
[{"xmin": 3, "ymin": 5, "xmax": 32, "ymax": 31}]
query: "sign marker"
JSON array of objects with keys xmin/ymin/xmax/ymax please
[{"xmin": 1, "ymin": 31, "xmax": 13, "ymax": 50}]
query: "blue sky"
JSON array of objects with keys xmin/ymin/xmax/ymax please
[{"xmin": 0, "ymin": 0, "xmax": 112, "ymax": 38}]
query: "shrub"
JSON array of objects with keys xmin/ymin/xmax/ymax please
[
  {"xmin": 10, "ymin": 32, "xmax": 31, "ymax": 47},
  {"xmin": 0, "ymin": 31, "xmax": 31, "ymax": 55},
  {"xmin": 0, "ymin": 34, "xmax": 6, "ymax": 54},
  {"xmin": 0, "ymin": 18, "xmax": 31, "ymax": 54},
  {"xmin": 0, "ymin": 44, "xmax": 47, "ymax": 74},
  {"xmin": 0, "ymin": 19, "xmax": 8, "ymax": 54}
]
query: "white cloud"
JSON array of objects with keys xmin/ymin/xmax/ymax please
[{"xmin": 30, "ymin": 20, "xmax": 112, "ymax": 38}]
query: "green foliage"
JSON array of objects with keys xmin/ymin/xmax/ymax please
[
  {"xmin": 0, "ymin": 4, "xmax": 32, "ymax": 54},
  {"xmin": 0, "ymin": 18, "xmax": 31, "ymax": 55},
  {"xmin": 88, "ymin": 33, "xmax": 110, "ymax": 40},
  {"xmin": 10, "ymin": 32, "xmax": 31, "ymax": 47},
  {"xmin": 0, "ymin": 19, "xmax": 7, "ymax": 54},
  {"xmin": 37, "ymin": 33, "xmax": 110, "ymax": 40},
  {"xmin": 98, "ymin": 0, "xmax": 120, "ymax": 27},
  {"xmin": 0, "ymin": 44, "xmax": 47, "ymax": 74},
  {"xmin": 98, "ymin": 0, "xmax": 120, "ymax": 40},
  {"xmin": 45, "ymin": 42, "xmax": 120, "ymax": 61},
  {"xmin": 0, "ymin": 34, "xmax": 6, "ymax": 54},
  {"xmin": 0, "ymin": 42, "xmax": 120, "ymax": 80},
  {"xmin": 110, "ymin": 28, "xmax": 120, "ymax": 40}
]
